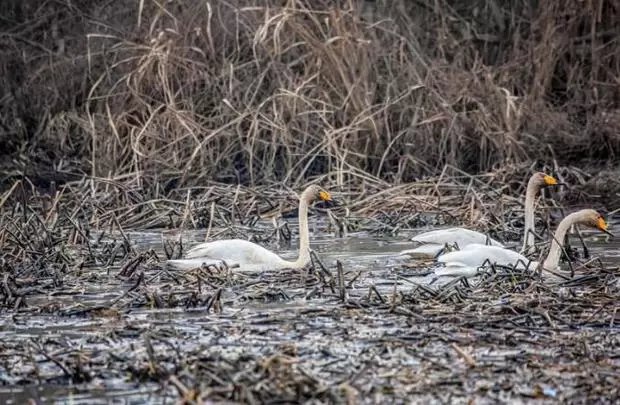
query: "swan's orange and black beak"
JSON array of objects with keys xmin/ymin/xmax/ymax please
[
  {"xmin": 317, "ymin": 190, "xmax": 342, "ymax": 208},
  {"xmin": 597, "ymin": 216, "xmax": 614, "ymax": 237},
  {"xmin": 543, "ymin": 175, "xmax": 558, "ymax": 186},
  {"xmin": 319, "ymin": 191, "xmax": 331, "ymax": 201},
  {"xmin": 543, "ymin": 174, "xmax": 567, "ymax": 188}
]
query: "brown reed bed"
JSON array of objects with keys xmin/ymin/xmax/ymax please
[
  {"xmin": 0, "ymin": 161, "xmax": 606, "ymax": 235},
  {"xmin": 2, "ymin": 0, "xmax": 620, "ymax": 202}
]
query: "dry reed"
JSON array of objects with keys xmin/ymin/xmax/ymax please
[{"xmin": 0, "ymin": 0, "xmax": 619, "ymax": 205}]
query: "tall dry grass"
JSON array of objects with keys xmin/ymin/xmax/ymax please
[{"xmin": 1, "ymin": 0, "xmax": 620, "ymax": 198}]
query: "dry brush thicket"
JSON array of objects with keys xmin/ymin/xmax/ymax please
[{"xmin": 1, "ymin": 0, "xmax": 620, "ymax": 204}]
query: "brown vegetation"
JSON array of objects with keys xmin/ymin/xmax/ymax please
[{"xmin": 1, "ymin": 0, "xmax": 620, "ymax": 207}]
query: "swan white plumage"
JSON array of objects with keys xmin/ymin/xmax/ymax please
[
  {"xmin": 434, "ymin": 209, "xmax": 612, "ymax": 277},
  {"xmin": 399, "ymin": 172, "xmax": 558, "ymax": 259},
  {"xmin": 166, "ymin": 184, "xmax": 332, "ymax": 272}
]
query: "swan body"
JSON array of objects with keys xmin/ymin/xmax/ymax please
[
  {"xmin": 434, "ymin": 244, "xmax": 537, "ymax": 277},
  {"xmin": 167, "ymin": 185, "xmax": 331, "ymax": 272},
  {"xmin": 433, "ymin": 209, "xmax": 612, "ymax": 278},
  {"xmin": 184, "ymin": 239, "xmax": 284, "ymax": 263},
  {"xmin": 400, "ymin": 228, "xmax": 504, "ymax": 259},
  {"xmin": 400, "ymin": 172, "xmax": 558, "ymax": 259}
]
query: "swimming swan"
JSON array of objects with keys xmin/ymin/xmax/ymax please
[
  {"xmin": 434, "ymin": 209, "xmax": 613, "ymax": 277},
  {"xmin": 166, "ymin": 185, "xmax": 332, "ymax": 272},
  {"xmin": 400, "ymin": 172, "xmax": 558, "ymax": 259}
]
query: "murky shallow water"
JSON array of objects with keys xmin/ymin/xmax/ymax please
[{"xmin": 1, "ymin": 219, "xmax": 619, "ymax": 404}]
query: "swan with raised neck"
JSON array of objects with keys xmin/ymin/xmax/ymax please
[{"xmin": 166, "ymin": 184, "xmax": 332, "ymax": 271}]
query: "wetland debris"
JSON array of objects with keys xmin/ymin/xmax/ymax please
[
  {"xmin": 0, "ymin": 171, "xmax": 619, "ymax": 403},
  {"xmin": 1, "ymin": 264, "xmax": 618, "ymax": 403}
]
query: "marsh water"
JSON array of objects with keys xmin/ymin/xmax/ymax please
[{"xmin": 1, "ymin": 218, "xmax": 619, "ymax": 404}]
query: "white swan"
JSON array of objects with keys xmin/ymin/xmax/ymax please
[
  {"xmin": 400, "ymin": 172, "xmax": 558, "ymax": 259},
  {"xmin": 434, "ymin": 209, "xmax": 612, "ymax": 277},
  {"xmin": 166, "ymin": 184, "xmax": 332, "ymax": 272}
]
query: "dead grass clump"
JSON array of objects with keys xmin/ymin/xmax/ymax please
[{"xmin": 2, "ymin": 0, "xmax": 620, "ymax": 199}]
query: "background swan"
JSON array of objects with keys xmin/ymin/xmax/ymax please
[
  {"xmin": 521, "ymin": 172, "xmax": 559, "ymax": 255},
  {"xmin": 434, "ymin": 209, "xmax": 612, "ymax": 277},
  {"xmin": 400, "ymin": 172, "xmax": 558, "ymax": 259},
  {"xmin": 167, "ymin": 185, "xmax": 332, "ymax": 272}
]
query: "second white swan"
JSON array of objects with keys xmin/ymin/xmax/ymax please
[{"xmin": 400, "ymin": 172, "xmax": 558, "ymax": 258}]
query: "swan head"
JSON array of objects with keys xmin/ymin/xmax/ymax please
[
  {"xmin": 530, "ymin": 172, "xmax": 558, "ymax": 189},
  {"xmin": 577, "ymin": 209, "xmax": 614, "ymax": 237},
  {"xmin": 303, "ymin": 184, "xmax": 332, "ymax": 203}
]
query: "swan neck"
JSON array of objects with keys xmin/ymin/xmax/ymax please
[
  {"xmin": 294, "ymin": 195, "xmax": 311, "ymax": 268},
  {"xmin": 542, "ymin": 212, "xmax": 577, "ymax": 270},
  {"xmin": 522, "ymin": 180, "xmax": 538, "ymax": 254}
]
